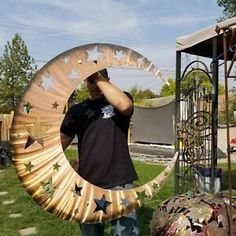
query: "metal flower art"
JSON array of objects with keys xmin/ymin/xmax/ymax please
[{"xmin": 151, "ymin": 193, "xmax": 236, "ymax": 236}]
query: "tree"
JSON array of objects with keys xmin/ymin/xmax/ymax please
[
  {"xmin": 228, "ymin": 93, "xmax": 236, "ymax": 123},
  {"xmin": 217, "ymin": 0, "xmax": 236, "ymax": 20},
  {"xmin": 0, "ymin": 34, "xmax": 37, "ymax": 113},
  {"xmin": 75, "ymin": 84, "xmax": 89, "ymax": 103},
  {"xmin": 160, "ymin": 74, "xmax": 225, "ymax": 97},
  {"xmin": 160, "ymin": 78, "xmax": 175, "ymax": 97},
  {"xmin": 129, "ymin": 85, "xmax": 158, "ymax": 105},
  {"xmin": 219, "ymin": 83, "xmax": 225, "ymax": 95},
  {"xmin": 74, "ymin": 84, "xmax": 158, "ymax": 107}
]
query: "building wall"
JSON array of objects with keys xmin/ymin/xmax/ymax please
[{"xmin": 132, "ymin": 102, "xmax": 175, "ymax": 145}]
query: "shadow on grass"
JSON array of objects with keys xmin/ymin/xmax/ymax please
[
  {"xmin": 222, "ymin": 168, "xmax": 236, "ymax": 191},
  {"xmin": 137, "ymin": 206, "xmax": 155, "ymax": 236}
]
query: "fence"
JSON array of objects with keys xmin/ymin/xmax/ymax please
[{"xmin": 0, "ymin": 111, "xmax": 14, "ymax": 142}]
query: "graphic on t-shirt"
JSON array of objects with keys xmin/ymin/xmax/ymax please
[{"xmin": 101, "ymin": 105, "xmax": 115, "ymax": 119}]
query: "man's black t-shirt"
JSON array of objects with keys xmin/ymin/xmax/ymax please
[{"xmin": 60, "ymin": 95, "xmax": 138, "ymax": 188}]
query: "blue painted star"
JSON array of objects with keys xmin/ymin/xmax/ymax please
[
  {"xmin": 94, "ymin": 194, "xmax": 111, "ymax": 214},
  {"xmin": 87, "ymin": 46, "xmax": 102, "ymax": 62},
  {"xmin": 68, "ymin": 69, "xmax": 80, "ymax": 81},
  {"xmin": 41, "ymin": 75, "xmax": 54, "ymax": 91}
]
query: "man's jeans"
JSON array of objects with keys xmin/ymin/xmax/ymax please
[{"xmin": 80, "ymin": 183, "xmax": 139, "ymax": 236}]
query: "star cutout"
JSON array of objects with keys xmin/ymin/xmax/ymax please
[
  {"xmin": 63, "ymin": 56, "xmax": 70, "ymax": 64},
  {"xmin": 87, "ymin": 46, "xmax": 102, "ymax": 62},
  {"xmin": 25, "ymin": 135, "xmax": 43, "ymax": 149},
  {"xmin": 136, "ymin": 190, "xmax": 148, "ymax": 201},
  {"xmin": 53, "ymin": 163, "xmax": 61, "ymax": 171},
  {"xmin": 164, "ymin": 171, "xmax": 169, "ymax": 176},
  {"xmin": 114, "ymin": 50, "xmax": 125, "ymax": 61},
  {"xmin": 94, "ymin": 194, "xmax": 111, "ymax": 214},
  {"xmin": 137, "ymin": 57, "xmax": 144, "ymax": 65},
  {"xmin": 120, "ymin": 198, "xmax": 129, "ymax": 208},
  {"xmin": 25, "ymin": 161, "xmax": 34, "ymax": 172},
  {"xmin": 23, "ymin": 102, "xmax": 33, "ymax": 114},
  {"xmin": 71, "ymin": 184, "xmax": 83, "ymax": 197},
  {"xmin": 132, "ymin": 226, "xmax": 139, "ymax": 235},
  {"xmin": 74, "ymin": 184, "xmax": 83, "ymax": 196},
  {"xmin": 74, "ymin": 208, "xmax": 79, "ymax": 215},
  {"xmin": 112, "ymin": 219, "xmax": 126, "ymax": 235},
  {"xmin": 52, "ymin": 101, "xmax": 59, "ymax": 109},
  {"xmin": 41, "ymin": 75, "xmax": 54, "ymax": 91},
  {"xmin": 68, "ymin": 69, "xmax": 80, "ymax": 81},
  {"xmin": 41, "ymin": 178, "xmax": 57, "ymax": 199},
  {"xmin": 152, "ymin": 182, "xmax": 160, "ymax": 190}
]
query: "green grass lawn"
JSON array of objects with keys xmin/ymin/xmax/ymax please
[{"xmin": 0, "ymin": 150, "xmax": 235, "ymax": 236}]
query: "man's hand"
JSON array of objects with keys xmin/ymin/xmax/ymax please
[{"xmin": 95, "ymin": 76, "xmax": 133, "ymax": 116}]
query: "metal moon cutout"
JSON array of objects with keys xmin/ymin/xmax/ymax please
[{"xmin": 10, "ymin": 43, "xmax": 177, "ymax": 223}]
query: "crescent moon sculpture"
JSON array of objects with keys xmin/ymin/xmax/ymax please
[{"xmin": 10, "ymin": 43, "xmax": 177, "ymax": 223}]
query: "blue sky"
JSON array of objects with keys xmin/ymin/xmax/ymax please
[{"xmin": 0, "ymin": 0, "xmax": 223, "ymax": 93}]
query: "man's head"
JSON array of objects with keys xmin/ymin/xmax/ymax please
[{"xmin": 86, "ymin": 69, "xmax": 109, "ymax": 100}]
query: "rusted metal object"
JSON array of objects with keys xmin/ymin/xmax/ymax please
[
  {"xmin": 10, "ymin": 43, "xmax": 177, "ymax": 223},
  {"xmin": 151, "ymin": 193, "xmax": 236, "ymax": 235},
  {"xmin": 216, "ymin": 23, "xmax": 236, "ymax": 236}
]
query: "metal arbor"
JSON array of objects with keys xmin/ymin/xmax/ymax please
[
  {"xmin": 175, "ymin": 17, "xmax": 236, "ymax": 236},
  {"xmin": 175, "ymin": 59, "xmax": 217, "ymax": 194}
]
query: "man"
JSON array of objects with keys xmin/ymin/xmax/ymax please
[{"xmin": 60, "ymin": 69, "xmax": 139, "ymax": 236}]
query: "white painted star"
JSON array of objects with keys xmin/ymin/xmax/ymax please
[
  {"xmin": 68, "ymin": 69, "xmax": 80, "ymax": 81},
  {"xmin": 41, "ymin": 75, "xmax": 54, "ymax": 91},
  {"xmin": 63, "ymin": 56, "xmax": 70, "ymax": 64},
  {"xmin": 87, "ymin": 46, "xmax": 102, "ymax": 62},
  {"xmin": 114, "ymin": 50, "xmax": 125, "ymax": 61}
]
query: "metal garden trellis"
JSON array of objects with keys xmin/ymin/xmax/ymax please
[{"xmin": 175, "ymin": 16, "xmax": 236, "ymax": 236}]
